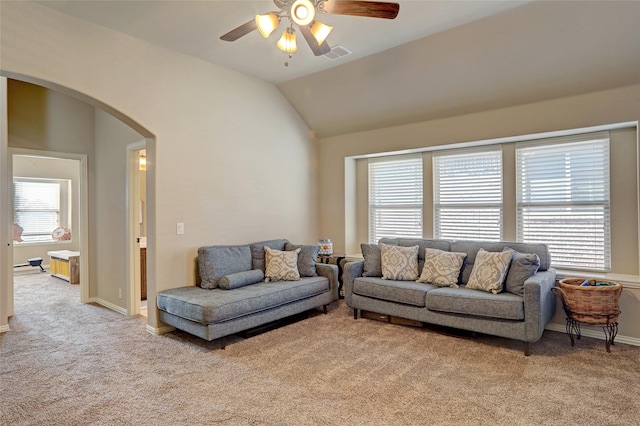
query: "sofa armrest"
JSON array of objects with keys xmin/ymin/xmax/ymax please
[
  {"xmin": 523, "ymin": 269, "xmax": 557, "ymax": 342},
  {"xmin": 316, "ymin": 263, "xmax": 339, "ymax": 302},
  {"xmin": 343, "ymin": 260, "xmax": 364, "ymax": 306}
]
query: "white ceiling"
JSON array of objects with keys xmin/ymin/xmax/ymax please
[{"xmin": 34, "ymin": 0, "xmax": 531, "ymax": 84}]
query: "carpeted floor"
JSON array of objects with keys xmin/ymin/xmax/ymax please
[{"xmin": 2, "ymin": 271, "xmax": 640, "ymax": 425}]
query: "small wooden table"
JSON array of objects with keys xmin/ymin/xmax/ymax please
[{"xmin": 47, "ymin": 250, "xmax": 80, "ymax": 284}]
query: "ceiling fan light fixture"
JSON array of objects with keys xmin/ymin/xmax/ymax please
[
  {"xmin": 310, "ymin": 21, "xmax": 333, "ymax": 45},
  {"xmin": 255, "ymin": 13, "xmax": 280, "ymax": 38},
  {"xmin": 291, "ymin": 0, "xmax": 315, "ymax": 26},
  {"xmin": 277, "ymin": 27, "xmax": 297, "ymax": 53}
]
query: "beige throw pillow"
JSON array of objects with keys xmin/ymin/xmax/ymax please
[
  {"xmin": 264, "ymin": 246, "xmax": 301, "ymax": 282},
  {"xmin": 466, "ymin": 249, "xmax": 513, "ymax": 294},
  {"xmin": 417, "ymin": 248, "xmax": 466, "ymax": 287},
  {"xmin": 380, "ymin": 243, "xmax": 419, "ymax": 281}
]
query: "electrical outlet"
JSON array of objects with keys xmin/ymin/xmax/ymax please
[
  {"xmin": 177, "ymin": 222, "xmax": 184, "ymax": 235},
  {"xmin": 118, "ymin": 288, "xmax": 123, "ymax": 299}
]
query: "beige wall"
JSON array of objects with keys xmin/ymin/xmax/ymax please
[
  {"xmin": 0, "ymin": 1, "xmax": 318, "ymax": 330},
  {"xmin": 93, "ymin": 108, "xmax": 145, "ymax": 306}
]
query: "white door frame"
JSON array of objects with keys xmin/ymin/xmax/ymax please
[
  {"xmin": 9, "ymin": 148, "xmax": 90, "ymax": 306},
  {"xmin": 126, "ymin": 140, "xmax": 146, "ymax": 315},
  {"xmin": 1, "ymin": 77, "xmax": 10, "ymax": 332}
]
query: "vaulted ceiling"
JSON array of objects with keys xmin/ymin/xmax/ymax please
[{"xmin": 35, "ymin": 1, "xmax": 640, "ymax": 138}]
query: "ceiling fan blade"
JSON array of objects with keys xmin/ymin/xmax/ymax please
[
  {"xmin": 321, "ymin": 0, "xmax": 399, "ymax": 19},
  {"xmin": 220, "ymin": 19, "xmax": 258, "ymax": 42},
  {"xmin": 299, "ymin": 25, "xmax": 332, "ymax": 56}
]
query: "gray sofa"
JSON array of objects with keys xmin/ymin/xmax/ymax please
[
  {"xmin": 344, "ymin": 238, "xmax": 557, "ymax": 355},
  {"xmin": 157, "ymin": 239, "xmax": 339, "ymax": 348}
]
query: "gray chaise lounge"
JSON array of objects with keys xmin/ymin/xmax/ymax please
[
  {"xmin": 157, "ymin": 239, "xmax": 339, "ymax": 348},
  {"xmin": 344, "ymin": 238, "xmax": 557, "ymax": 355}
]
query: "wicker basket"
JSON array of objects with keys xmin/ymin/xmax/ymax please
[{"xmin": 552, "ymin": 278, "xmax": 622, "ymax": 324}]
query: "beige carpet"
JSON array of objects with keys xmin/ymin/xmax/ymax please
[{"xmin": 2, "ymin": 271, "xmax": 640, "ymax": 425}]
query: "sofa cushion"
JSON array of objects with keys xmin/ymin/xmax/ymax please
[
  {"xmin": 198, "ymin": 245, "xmax": 252, "ymax": 289},
  {"xmin": 264, "ymin": 247, "xmax": 301, "ymax": 282},
  {"xmin": 353, "ymin": 277, "xmax": 434, "ymax": 307},
  {"xmin": 504, "ymin": 249, "xmax": 540, "ymax": 296},
  {"xmin": 361, "ymin": 243, "xmax": 395, "ymax": 277},
  {"xmin": 380, "ymin": 243, "xmax": 419, "ymax": 281},
  {"xmin": 218, "ymin": 269, "xmax": 265, "ymax": 290},
  {"xmin": 285, "ymin": 243, "xmax": 319, "ymax": 277},
  {"xmin": 465, "ymin": 249, "xmax": 513, "ymax": 294},
  {"xmin": 426, "ymin": 287, "xmax": 525, "ymax": 320},
  {"xmin": 417, "ymin": 248, "xmax": 466, "ymax": 288},
  {"xmin": 157, "ymin": 277, "xmax": 329, "ymax": 324},
  {"xmin": 250, "ymin": 239, "xmax": 289, "ymax": 272}
]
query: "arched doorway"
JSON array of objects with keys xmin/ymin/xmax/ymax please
[{"xmin": 1, "ymin": 73, "xmax": 156, "ymax": 330}]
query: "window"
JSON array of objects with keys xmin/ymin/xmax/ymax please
[
  {"xmin": 368, "ymin": 154, "xmax": 423, "ymax": 243},
  {"xmin": 516, "ymin": 132, "xmax": 610, "ymax": 271},
  {"xmin": 14, "ymin": 178, "xmax": 70, "ymax": 243},
  {"xmin": 433, "ymin": 148, "xmax": 503, "ymax": 241}
]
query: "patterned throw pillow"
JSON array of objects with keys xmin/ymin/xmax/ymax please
[
  {"xmin": 264, "ymin": 246, "xmax": 301, "ymax": 282},
  {"xmin": 380, "ymin": 243, "xmax": 419, "ymax": 281},
  {"xmin": 466, "ymin": 249, "xmax": 513, "ymax": 294},
  {"xmin": 417, "ymin": 248, "xmax": 466, "ymax": 287}
]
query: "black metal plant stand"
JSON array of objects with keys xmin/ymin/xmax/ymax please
[{"xmin": 564, "ymin": 313, "xmax": 619, "ymax": 353}]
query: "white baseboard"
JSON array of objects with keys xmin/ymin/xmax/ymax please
[
  {"xmin": 90, "ymin": 297, "xmax": 128, "ymax": 316},
  {"xmin": 146, "ymin": 324, "xmax": 175, "ymax": 335},
  {"xmin": 546, "ymin": 323, "xmax": 640, "ymax": 347},
  {"xmin": 0, "ymin": 324, "xmax": 10, "ymax": 333}
]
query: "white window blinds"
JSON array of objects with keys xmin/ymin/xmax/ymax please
[
  {"xmin": 516, "ymin": 132, "xmax": 610, "ymax": 271},
  {"xmin": 433, "ymin": 148, "xmax": 503, "ymax": 241},
  {"xmin": 14, "ymin": 179, "xmax": 62, "ymax": 242},
  {"xmin": 368, "ymin": 154, "xmax": 423, "ymax": 243}
]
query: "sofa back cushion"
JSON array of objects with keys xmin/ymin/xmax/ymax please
[
  {"xmin": 198, "ymin": 245, "xmax": 252, "ymax": 289},
  {"xmin": 451, "ymin": 240, "xmax": 551, "ymax": 285},
  {"xmin": 504, "ymin": 249, "xmax": 541, "ymax": 296},
  {"xmin": 361, "ymin": 242, "xmax": 395, "ymax": 277},
  {"xmin": 250, "ymin": 239, "xmax": 289, "ymax": 272},
  {"xmin": 285, "ymin": 242, "xmax": 319, "ymax": 277}
]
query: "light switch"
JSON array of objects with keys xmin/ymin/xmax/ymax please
[{"xmin": 177, "ymin": 222, "xmax": 184, "ymax": 235}]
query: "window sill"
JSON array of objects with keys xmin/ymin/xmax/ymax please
[{"xmin": 14, "ymin": 240, "xmax": 73, "ymax": 248}]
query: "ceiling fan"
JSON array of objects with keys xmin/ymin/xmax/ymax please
[{"xmin": 220, "ymin": 0, "xmax": 400, "ymax": 58}]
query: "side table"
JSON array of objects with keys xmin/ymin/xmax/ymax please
[{"xmin": 318, "ymin": 253, "xmax": 346, "ymax": 299}]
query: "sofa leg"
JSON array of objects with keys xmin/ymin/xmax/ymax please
[
  {"xmin": 523, "ymin": 342, "xmax": 530, "ymax": 356},
  {"xmin": 220, "ymin": 336, "xmax": 227, "ymax": 350},
  {"xmin": 353, "ymin": 308, "xmax": 359, "ymax": 320},
  {"xmin": 323, "ymin": 304, "xmax": 328, "ymax": 314}
]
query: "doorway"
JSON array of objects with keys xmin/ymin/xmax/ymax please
[
  {"xmin": 127, "ymin": 142, "xmax": 147, "ymax": 316},
  {"xmin": 10, "ymin": 150, "xmax": 89, "ymax": 315}
]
